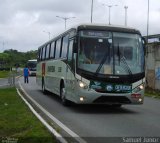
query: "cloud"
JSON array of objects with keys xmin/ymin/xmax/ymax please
[{"xmin": 0, "ymin": 0, "xmax": 160, "ymax": 52}]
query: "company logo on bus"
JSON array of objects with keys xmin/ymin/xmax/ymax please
[
  {"xmin": 90, "ymin": 81, "xmax": 101, "ymax": 90},
  {"xmin": 106, "ymin": 85, "xmax": 113, "ymax": 91},
  {"xmin": 94, "ymin": 82, "xmax": 101, "ymax": 86}
]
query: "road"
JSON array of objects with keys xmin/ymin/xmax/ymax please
[
  {"xmin": 19, "ymin": 77, "xmax": 160, "ymax": 143},
  {"xmin": 0, "ymin": 78, "xmax": 9, "ymax": 88}
]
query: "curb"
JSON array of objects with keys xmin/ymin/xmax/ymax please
[
  {"xmin": 17, "ymin": 81, "xmax": 87, "ymax": 143},
  {"xmin": 16, "ymin": 88, "xmax": 68, "ymax": 143}
]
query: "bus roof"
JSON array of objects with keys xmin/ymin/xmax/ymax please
[
  {"xmin": 38, "ymin": 23, "xmax": 141, "ymax": 49},
  {"xmin": 74, "ymin": 23, "xmax": 141, "ymax": 34}
]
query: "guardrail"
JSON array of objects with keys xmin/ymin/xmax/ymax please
[{"xmin": 8, "ymin": 73, "xmax": 16, "ymax": 86}]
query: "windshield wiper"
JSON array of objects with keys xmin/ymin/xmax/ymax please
[
  {"xmin": 94, "ymin": 42, "xmax": 132, "ymax": 76},
  {"xmin": 116, "ymin": 43, "xmax": 132, "ymax": 75},
  {"xmin": 94, "ymin": 39, "xmax": 112, "ymax": 76},
  {"xmin": 94, "ymin": 50, "xmax": 108, "ymax": 77},
  {"xmin": 120, "ymin": 56, "xmax": 132, "ymax": 75},
  {"xmin": 117, "ymin": 43, "xmax": 120, "ymax": 65}
]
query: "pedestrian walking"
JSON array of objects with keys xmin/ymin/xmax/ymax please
[{"xmin": 23, "ymin": 65, "xmax": 30, "ymax": 83}]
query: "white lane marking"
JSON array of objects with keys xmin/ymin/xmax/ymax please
[
  {"xmin": 16, "ymin": 88, "xmax": 67, "ymax": 143},
  {"xmin": 18, "ymin": 81, "xmax": 87, "ymax": 143}
]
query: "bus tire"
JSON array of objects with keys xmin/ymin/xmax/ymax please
[{"xmin": 60, "ymin": 83, "xmax": 70, "ymax": 106}]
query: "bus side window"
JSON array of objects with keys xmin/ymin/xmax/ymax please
[
  {"xmin": 37, "ymin": 48, "xmax": 41, "ymax": 61},
  {"xmin": 50, "ymin": 42, "xmax": 55, "ymax": 59},
  {"xmin": 55, "ymin": 38, "xmax": 61, "ymax": 59},
  {"xmin": 46, "ymin": 44, "xmax": 51, "ymax": 59},
  {"xmin": 39, "ymin": 48, "xmax": 42, "ymax": 61},
  {"xmin": 42, "ymin": 46, "xmax": 46, "ymax": 60},
  {"xmin": 61, "ymin": 35, "xmax": 69, "ymax": 58},
  {"xmin": 68, "ymin": 40, "xmax": 74, "ymax": 61}
]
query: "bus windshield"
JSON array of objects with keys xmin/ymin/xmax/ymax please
[
  {"xmin": 27, "ymin": 60, "xmax": 37, "ymax": 69},
  {"xmin": 27, "ymin": 59, "xmax": 37, "ymax": 76},
  {"xmin": 78, "ymin": 30, "xmax": 144, "ymax": 76}
]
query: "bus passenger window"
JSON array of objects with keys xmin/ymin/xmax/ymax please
[
  {"xmin": 55, "ymin": 39, "xmax": 61, "ymax": 59},
  {"xmin": 37, "ymin": 48, "xmax": 41, "ymax": 61},
  {"xmin": 42, "ymin": 47, "xmax": 46, "ymax": 60},
  {"xmin": 50, "ymin": 42, "xmax": 55, "ymax": 58},
  {"xmin": 46, "ymin": 44, "xmax": 50, "ymax": 59},
  {"xmin": 68, "ymin": 40, "xmax": 73, "ymax": 61},
  {"xmin": 61, "ymin": 35, "xmax": 69, "ymax": 58}
]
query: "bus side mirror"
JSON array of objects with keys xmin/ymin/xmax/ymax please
[
  {"xmin": 142, "ymin": 37, "xmax": 147, "ymax": 55},
  {"xmin": 142, "ymin": 37, "xmax": 147, "ymax": 45}
]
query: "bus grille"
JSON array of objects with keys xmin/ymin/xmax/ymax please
[{"xmin": 93, "ymin": 96, "xmax": 131, "ymax": 104}]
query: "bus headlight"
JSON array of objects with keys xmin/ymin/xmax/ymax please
[
  {"xmin": 80, "ymin": 97, "xmax": 84, "ymax": 101},
  {"xmin": 133, "ymin": 84, "xmax": 144, "ymax": 93},
  {"xmin": 78, "ymin": 81, "xmax": 88, "ymax": 89}
]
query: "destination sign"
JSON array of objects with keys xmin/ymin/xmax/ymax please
[{"xmin": 81, "ymin": 31, "xmax": 110, "ymax": 38}]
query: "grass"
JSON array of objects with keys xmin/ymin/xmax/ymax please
[
  {"xmin": 0, "ymin": 87, "xmax": 56, "ymax": 143},
  {"xmin": 0, "ymin": 71, "xmax": 10, "ymax": 78},
  {"xmin": 0, "ymin": 70, "xmax": 22, "ymax": 78},
  {"xmin": 145, "ymin": 87, "xmax": 160, "ymax": 99}
]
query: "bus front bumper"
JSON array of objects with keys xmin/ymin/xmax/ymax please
[{"xmin": 75, "ymin": 88, "xmax": 144, "ymax": 105}]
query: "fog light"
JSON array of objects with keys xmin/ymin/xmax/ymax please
[
  {"xmin": 138, "ymin": 98, "xmax": 143, "ymax": 102},
  {"xmin": 80, "ymin": 97, "xmax": 84, "ymax": 101}
]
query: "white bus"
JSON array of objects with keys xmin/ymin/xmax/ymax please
[
  {"xmin": 27, "ymin": 59, "xmax": 37, "ymax": 76},
  {"xmin": 36, "ymin": 24, "xmax": 145, "ymax": 106}
]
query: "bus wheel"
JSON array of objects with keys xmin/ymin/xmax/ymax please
[{"xmin": 60, "ymin": 85, "xmax": 69, "ymax": 106}]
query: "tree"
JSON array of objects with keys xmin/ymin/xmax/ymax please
[
  {"xmin": 3, "ymin": 49, "xmax": 37, "ymax": 68},
  {"xmin": 0, "ymin": 53, "xmax": 10, "ymax": 69}
]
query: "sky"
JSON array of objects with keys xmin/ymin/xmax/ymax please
[{"xmin": 0, "ymin": 0, "xmax": 160, "ymax": 52}]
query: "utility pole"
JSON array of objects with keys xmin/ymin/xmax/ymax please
[
  {"xmin": 91, "ymin": 0, "xmax": 94, "ymax": 23},
  {"xmin": 56, "ymin": 16, "xmax": 76, "ymax": 30},
  {"xmin": 124, "ymin": 6, "xmax": 128, "ymax": 26},
  {"xmin": 102, "ymin": 4, "xmax": 118, "ymax": 25},
  {"xmin": 147, "ymin": 0, "xmax": 150, "ymax": 44}
]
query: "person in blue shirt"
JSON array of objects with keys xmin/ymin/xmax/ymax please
[{"xmin": 23, "ymin": 65, "xmax": 30, "ymax": 83}]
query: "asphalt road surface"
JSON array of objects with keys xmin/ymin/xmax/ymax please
[
  {"xmin": 0, "ymin": 78, "xmax": 10, "ymax": 88},
  {"xmin": 19, "ymin": 77, "xmax": 160, "ymax": 143}
]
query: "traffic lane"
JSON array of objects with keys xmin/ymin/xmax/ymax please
[
  {"xmin": 19, "ymin": 77, "xmax": 160, "ymax": 137},
  {"xmin": 0, "ymin": 78, "xmax": 9, "ymax": 86}
]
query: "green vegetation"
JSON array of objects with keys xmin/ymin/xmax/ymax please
[
  {"xmin": 0, "ymin": 87, "xmax": 56, "ymax": 143},
  {"xmin": 0, "ymin": 49, "xmax": 37, "ymax": 69},
  {"xmin": 0, "ymin": 70, "xmax": 21, "ymax": 78},
  {"xmin": 145, "ymin": 87, "xmax": 160, "ymax": 99},
  {"xmin": 0, "ymin": 71, "xmax": 10, "ymax": 78}
]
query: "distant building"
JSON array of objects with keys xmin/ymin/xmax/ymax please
[{"xmin": 144, "ymin": 34, "xmax": 160, "ymax": 90}]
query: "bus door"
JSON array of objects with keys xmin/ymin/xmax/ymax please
[{"xmin": 66, "ymin": 39, "xmax": 75, "ymax": 98}]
